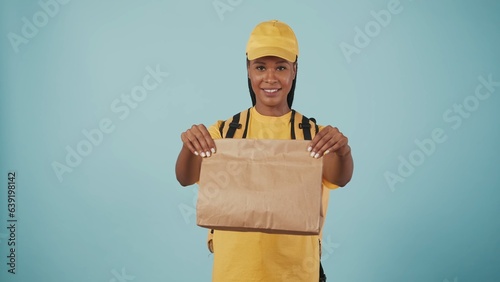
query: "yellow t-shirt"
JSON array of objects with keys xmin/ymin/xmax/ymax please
[{"xmin": 207, "ymin": 107, "xmax": 339, "ymax": 282}]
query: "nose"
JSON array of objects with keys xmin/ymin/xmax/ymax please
[{"xmin": 264, "ymin": 69, "xmax": 277, "ymax": 84}]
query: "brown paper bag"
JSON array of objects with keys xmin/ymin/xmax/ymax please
[{"xmin": 196, "ymin": 139, "xmax": 323, "ymax": 235}]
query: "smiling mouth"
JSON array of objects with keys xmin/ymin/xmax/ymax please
[{"xmin": 262, "ymin": 88, "xmax": 281, "ymax": 93}]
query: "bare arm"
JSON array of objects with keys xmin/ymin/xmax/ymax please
[
  {"xmin": 308, "ymin": 126, "xmax": 354, "ymax": 187},
  {"xmin": 175, "ymin": 124, "xmax": 216, "ymax": 186},
  {"xmin": 175, "ymin": 144, "xmax": 203, "ymax": 186},
  {"xmin": 322, "ymin": 145, "xmax": 353, "ymax": 187}
]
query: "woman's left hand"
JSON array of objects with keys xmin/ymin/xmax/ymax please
[{"xmin": 308, "ymin": 126, "xmax": 351, "ymax": 158}]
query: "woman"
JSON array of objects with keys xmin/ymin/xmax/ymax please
[{"xmin": 176, "ymin": 19, "xmax": 353, "ymax": 282}]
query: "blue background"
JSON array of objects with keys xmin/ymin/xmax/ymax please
[{"xmin": 1, "ymin": 0, "xmax": 499, "ymax": 281}]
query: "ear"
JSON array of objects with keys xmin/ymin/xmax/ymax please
[{"xmin": 293, "ymin": 62, "xmax": 297, "ymax": 78}]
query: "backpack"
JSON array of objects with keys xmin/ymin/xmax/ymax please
[
  {"xmin": 207, "ymin": 107, "xmax": 327, "ymax": 281},
  {"xmin": 218, "ymin": 108, "xmax": 319, "ymax": 139}
]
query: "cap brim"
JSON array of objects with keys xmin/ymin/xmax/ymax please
[{"xmin": 247, "ymin": 47, "xmax": 297, "ymax": 62}]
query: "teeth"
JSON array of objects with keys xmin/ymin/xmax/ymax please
[{"xmin": 264, "ymin": 89, "xmax": 278, "ymax": 93}]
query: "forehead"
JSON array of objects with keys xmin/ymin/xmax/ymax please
[{"xmin": 250, "ymin": 56, "xmax": 293, "ymax": 64}]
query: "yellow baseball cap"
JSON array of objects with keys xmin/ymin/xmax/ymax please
[{"xmin": 246, "ymin": 20, "xmax": 299, "ymax": 63}]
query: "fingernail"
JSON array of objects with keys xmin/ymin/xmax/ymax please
[
  {"xmin": 206, "ymin": 151, "xmax": 211, "ymax": 157},
  {"xmin": 310, "ymin": 151, "xmax": 315, "ymax": 158},
  {"xmin": 194, "ymin": 151, "xmax": 199, "ymax": 156},
  {"xmin": 200, "ymin": 152, "xmax": 206, "ymax": 157},
  {"xmin": 314, "ymin": 153, "xmax": 320, "ymax": 159},
  {"xmin": 211, "ymin": 148, "xmax": 216, "ymax": 154},
  {"xmin": 307, "ymin": 146, "xmax": 312, "ymax": 152},
  {"xmin": 324, "ymin": 150, "xmax": 330, "ymax": 155}
]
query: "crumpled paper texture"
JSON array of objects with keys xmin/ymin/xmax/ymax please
[{"xmin": 197, "ymin": 139, "xmax": 323, "ymax": 235}]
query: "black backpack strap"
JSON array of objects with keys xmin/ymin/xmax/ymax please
[
  {"xmin": 291, "ymin": 109, "xmax": 318, "ymax": 141},
  {"xmin": 310, "ymin": 117, "xmax": 319, "ymax": 135},
  {"xmin": 225, "ymin": 112, "xmax": 242, "ymax": 138},
  {"xmin": 241, "ymin": 108, "xmax": 251, "ymax": 138},
  {"xmin": 299, "ymin": 115, "xmax": 312, "ymax": 141},
  {"xmin": 290, "ymin": 110, "xmax": 297, "ymax": 140},
  {"xmin": 218, "ymin": 120, "xmax": 226, "ymax": 137},
  {"xmin": 320, "ymin": 262, "xmax": 327, "ymax": 281},
  {"xmin": 221, "ymin": 108, "xmax": 252, "ymax": 139}
]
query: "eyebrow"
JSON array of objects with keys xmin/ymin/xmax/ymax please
[{"xmin": 252, "ymin": 60, "xmax": 288, "ymax": 65}]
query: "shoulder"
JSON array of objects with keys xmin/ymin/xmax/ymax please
[
  {"xmin": 292, "ymin": 109, "xmax": 323, "ymax": 128},
  {"xmin": 208, "ymin": 108, "xmax": 251, "ymax": 139},
  {"xmin": 293, "ymin": 109, "xmax": 318, "ymax": 122},
  {"xmin": 207, "ymin": 120, "xmax": 223, "ymax": 139}
]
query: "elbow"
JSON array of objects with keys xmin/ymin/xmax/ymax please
[
  {"xmin": 337, "ymin": 162, "xmax": 354, "ymax": 188},
  {"xmin": 175, "ymin": 154, "xmax": 201, "ymax": 187},
  {"xmin": 332, "ymin": 172, "xmax": 353, "ymax": 188},
  {"xmin": 336, "ymin": 178, "xmax": 351, "ymax": 188},
  {"xmin": 179, "ymin": 181, "xmax": 194, "ymax": 187},
  {"xmin": 176, "ymin": 175, "xmax": 192, "ymax": 187},
  {"xmin": 175, "ymin": 172, "xmax": 196, "ymax": 187}
]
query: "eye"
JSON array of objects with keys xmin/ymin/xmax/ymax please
[
  {"xmin": 277, "ymin": 66, "xmax": 287, "ymax": 71},
  {"xmin": 256, "ymin": 66, "xmax": 265, "ymax": 71}
]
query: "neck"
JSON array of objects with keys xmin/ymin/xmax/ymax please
[{"xmin": 254, "ymin": 104, "xmax": 291, "ymax": 117}]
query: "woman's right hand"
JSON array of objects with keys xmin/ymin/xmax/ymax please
[{"xmin": 181, "ymin": 124, "xmax": 216, "ymax": 158}]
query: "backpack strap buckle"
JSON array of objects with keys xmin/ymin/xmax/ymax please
[
  {"xmin": 229, "ymin": 122, "xmax": 242, "ymax": 129},
  {"xmin": 298, "ymin": 122, "xmax": 311, "ymax": 129}
]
